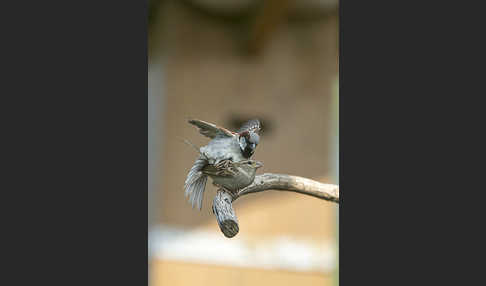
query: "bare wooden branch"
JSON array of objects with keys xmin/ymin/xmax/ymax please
[
  {"xmin": 235, "ymin": 173, "xmax": 339, "ymax": 203},
  {"xmin": 212, "ymin": 190, "xmax": 239, "ymax": 238},
  {"xmin": 211, "ymin": 173, "xmax": 339, "ymax": 237}
]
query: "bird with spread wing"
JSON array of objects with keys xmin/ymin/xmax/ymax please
[{"xmin": 184, "ymin": 118, "xmax": 262, "ymax": 210}]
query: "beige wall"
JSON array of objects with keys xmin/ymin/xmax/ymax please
[
  {"xmin": 151, "ymin": 260, "xmax": 333, "ymax": 286},
  {"xmin": 149, "ymin": 1, "xmax": 338, "ymax": 285}
]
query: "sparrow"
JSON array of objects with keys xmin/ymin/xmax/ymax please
[
  {"xmin": 184, "ymin": 118, "xmax": 261, "ymax": 210},
  {"xmin": 185, "ymin": 159, "xmax": 264, "ymax": 210},
  {"xmin": 189, "ymin": 118, "xmax": 261, "ymax": 165},
  {"xmin": 203, "ymin": 160, "xmax": 263, "ymax": 193}
]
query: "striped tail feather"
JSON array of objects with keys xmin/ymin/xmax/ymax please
[{"xmin": 184, "ymin": 156, "xmax": 209, "ymax": 210}]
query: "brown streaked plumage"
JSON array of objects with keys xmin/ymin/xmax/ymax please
[{"xmin": 203, "ymin": 160, "xmax": 264, "ymax": 193}]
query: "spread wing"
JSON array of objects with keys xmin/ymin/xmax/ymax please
[
  {"xmin": 188, "ymin": 119, "xmax": 235, "ymax": 139},
  {"xmin": 236, "ymin": 119, "xmax": 261, "ymax": 134}
]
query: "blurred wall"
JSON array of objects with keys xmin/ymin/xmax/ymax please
[{"xmin": 149, "ymin": 1, "xmax": 338, "ymax": 285}]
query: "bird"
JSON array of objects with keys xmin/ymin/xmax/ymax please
[
  {"xmin": 184, "ymin": 118, "xmax": 261, "ymax": 210},
  {"xmin": 185, "ymin": 159, "xmax": 264, "ymax": 210},
  {"xmin": 203, "ymin": 160, "xmax": 263, "ymax": 193},
  {"xmin": 189, "ymin": 118, "xmax": 261, "ymax": 165}
]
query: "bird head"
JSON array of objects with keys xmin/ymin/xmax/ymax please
[
  {"xmin": 252, "ymin": 160, "xmax": 264, "ymax": 169},
  {"xmin": 239, "ymin": 131, "xmax": 260, "ymax": 158}
]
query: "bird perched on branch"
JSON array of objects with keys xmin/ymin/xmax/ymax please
[
  {"xmin": 204, "ymin": 160, "xmax": 263, "ymax": 192},
  {"xmin": 186, "ymin": 159, "xmax": 264, "ymax": 209},
  {"xmin": 184, "ymin": 118, "xmax": 261, "ymax": 210}
]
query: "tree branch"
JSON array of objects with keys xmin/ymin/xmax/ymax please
[
  {"xmin": 212, "ymin": 191, "xmax": 239, "ymax": 238},
  {"xmin": 212, "ymin": 173, "xmax": 339, "ymax": 238},
  {"xmin": 235, "ymin": 173, "xmax": 339, "ymax": 203}
]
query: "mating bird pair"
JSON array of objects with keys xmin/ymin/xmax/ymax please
[{"xmin": 184, "ymin": 118, "xmax": 263, "ymax": 210}]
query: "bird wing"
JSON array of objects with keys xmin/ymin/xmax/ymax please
[
  {"xmin": 202, "ymin": 161, "xmax": 237, "ymax": 177},
  {"xmin": 188, "ymin": 119, "xmax": 235, "ymax": 139},
  {"xmin": 202, "ymin": 165, "xmax": 231, "ymax": 177},
  {"xmin": 236, "ymin": 119, "xmax": 261, "ymax": 134}
]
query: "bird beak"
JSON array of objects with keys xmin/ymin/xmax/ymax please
[{"xmin": 255, "ymin": 161, "xmax": 264, "ymax": 168}]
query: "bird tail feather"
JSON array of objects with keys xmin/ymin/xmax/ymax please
[{"xmin": 184, "ymin": 156, "xmax": 208, "ymax": 210}]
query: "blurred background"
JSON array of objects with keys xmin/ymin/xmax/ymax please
[{"xmin": 148, "ymin": 0, "xmax": 339, "ymax": 285}]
